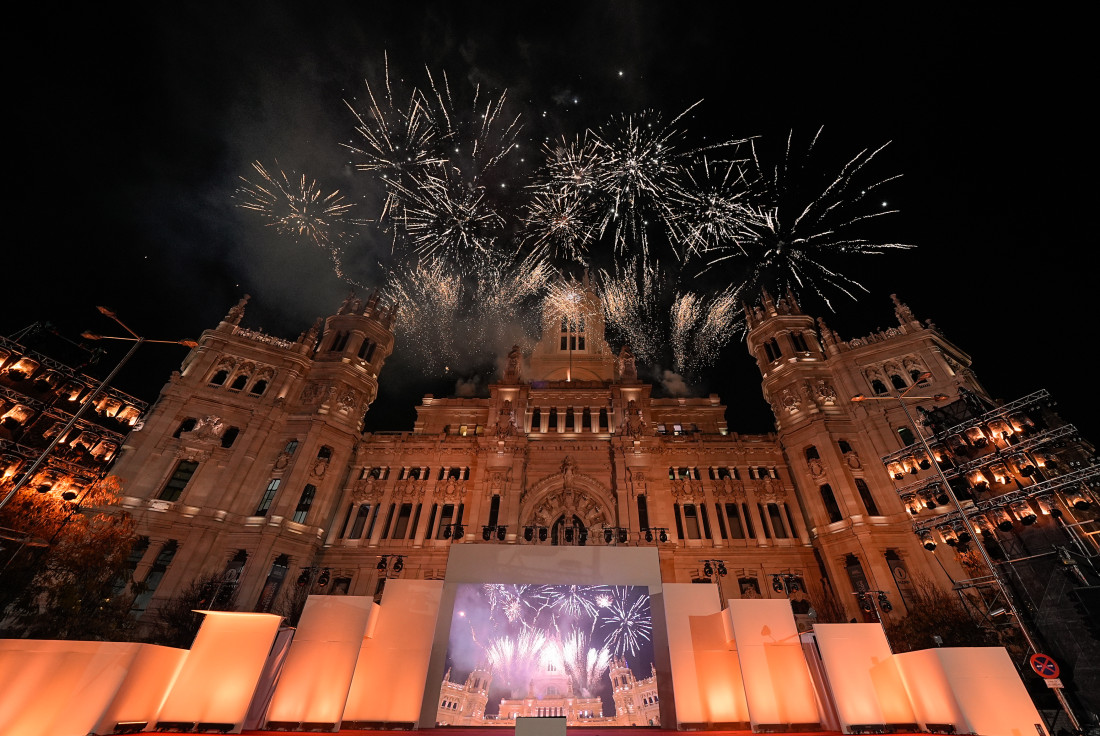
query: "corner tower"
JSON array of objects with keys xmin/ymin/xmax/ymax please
[{"xmin": 110, "ymin": 293, "xmax": 395, "ymax": 622}]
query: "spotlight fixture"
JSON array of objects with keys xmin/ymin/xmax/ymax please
[
  {"xmin": 297, "ymin": 568, "xmax": 312, "ymax": 586},
  {"xmin": 644, "ymin": 529, "xmax": 653, "ymax": 543},
  {"xmin": 704, "ymin": 561, "xmax": 714, "ymax": 577},
  {"xmin": 717, "ymin": 561, "xmax": 727, "ymax": 576},
  {"xmin": 443, "ymin": 525, "xmax": 452, "ymax": 539},
  {"xmin": 392, "ymin": 556, "xmax": 404, "ymax": 573},
  {"xmin": 618, "ymin": 528, "xmax": 628, "ymax": 544},
  {"xmin": 659, "ymin": 529, "xmax": 668, "ymax": 543},
  {"xmin": 453, "ymin": 524, "xmax": 464, "ymax": 539},
  {"xmin": 538, "ymin": 527, "xmax": 548, "ymax": 542},
  {"xmin": 317, "ymin": 568, "xmax": 330, "ymax": 587},
  {"xmin": 483, "ymin": 526, "xmax": 493, "ymax": 541},
  {"xmin": 61, "ymin": 491, "xmax": 78, "ymax": 501},
  {"xmin": 772, "ymin": 575, "xmax": 784, "ymax": 593},
  {"xmin": 497, "ymin": 525, "xmax": 506, "ymax": 541},
  {"xmin": 877, "ymin": 591, "xmax": 892, "ymax": 612},
  {"xmin": 377, "ymin": 557, "xmax": 388, "ymax": 571},
  {"xmin": 564, "ymin": 527, "xmax": 574, "ymax": 543},
  {"xmin": 604, "ymin": 528, "xmax": 614, "ymax": 544}
]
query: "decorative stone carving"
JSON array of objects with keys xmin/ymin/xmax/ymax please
[
  {"xmin": 336, "ymin": 387, "xmax": 359, "ymax": 413},
  {"xmin": 300, "ymin": 382, "xmax": 326, "ymax": 403},
  {"xmin": 560, "ymin": 455, "xmax": 578, "ymax": 489},
  {"xmin": 713, "ymin": 477, "xmax": 745, "ymax": 501},
  {"xmin": 224, "ymin": 295, "xmax": 250, "ymax": 325},
  {"xmin": 273, "ymin": 451, "xmax": 291, "ymax": 470},
  {"xmin": 807, "ymin": 457, "xmax": 826, "ymax": 480},
  {"xmin": 352, "ymin": 478, "xmax": 383, "ymax": 505},
  {"xmin": 780, "ymin": 388, "xmax": 802, "ymax": 414},
  {"xmin": 505, "ymin": 345, "xmax": 521, "ymax": 382},
  {"xmin": 187, "ymin": 415, "xmax": 223, "ymax": 442},
  {"xmin": 618, "ymin": 345, "xmax": 637, "ymax": 382},
  {"xmin": 620, "ymin": 399, "xmax": 647, "ymax": 437},
  {"xmin": 495, "ymin": 400, "xmax": 518, "ymax": 438},
  {"xmin": 814, "ymin": 380, "xmax": 837, "ymax": 406},
  {"xmin": 845, "ymin": 450, "xmax": 862, "ymax": 469},
  {"xmin": 435, "ymin": 477, "xmax": 466, "ymax": 503},
  {"xmin": 311, "ymin": 457, "xmax": 329, "ymax": 478}
]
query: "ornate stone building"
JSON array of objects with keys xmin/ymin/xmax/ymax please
[{"xmin": 107, "ymin": 283, "xmax": 1099, "ymax": 718}]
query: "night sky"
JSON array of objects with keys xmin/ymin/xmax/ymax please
[{"xmin": 11, "ymin": 4, "xmax": 1094, "ymax": 441}]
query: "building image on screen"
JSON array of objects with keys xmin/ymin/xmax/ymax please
[{"xmin": 438, "ymin": 584, "xmax": 659, "ymax": 726}]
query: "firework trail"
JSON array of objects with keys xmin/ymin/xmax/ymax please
[
  {"xmin": 599, "ymin": 588, "xmax": 653, "ymax": 658},
  {"xmin": 234, "ymin": 160, "xmax": 365, "ymax": 285},
  {"xmin": 486, "ymin": 629, "xmax": 551, "ymax": 697},
  {"xmin": 595, "ymin": 259, "xmax": 666, "ymax": 363},
  {"xmin": 560, "ymin": 629, "xmax": 612, "ymax": 697},
  {"xmin": 700, "ymin": 128, "xmax": 914, "ymax": 310},
  {"xmin": 669, "ymin": 288, "xmax": 743, "ymax": 374},
  {"xmin": 669, "ymin": 156, "xmax": 753, "ymax": 260}
]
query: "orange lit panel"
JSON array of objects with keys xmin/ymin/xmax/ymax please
[
  {"xmin": 662, "ymin": 583, "xmax": 749, "ymax": 725},
  {"xmin": 726, "ymin": 599, "xmax": 820, "ymax": 726},
  {"xmin": 266, "ymin": 596, "xmax": 374, "ymax": 725},
  {"xmin": 155, "ymin": 611, "xmax": 282, "ymax": 730},
  {"xmin": 94, "ymin": 643, "xmax": 189, "ymax": 734},
  {"xmin": 813, "ymin": 624, "xmax": 916, "ymax": 728},
  {"xmin": 896, "ymin": 648, "xmax": 1045, "ymax": 736},
  {"xmin": 0, "ymin": 640, "xmax": 144, "ymax": 736},
  {"xmin": 344, "ymin": 580, "xmax": 444, "ymax": 723}
]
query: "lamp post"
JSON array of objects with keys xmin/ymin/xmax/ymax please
[
  {"xmin": 0, "ymin": 307, "xmax": 196, "ymax": 513},
  {"xmin": 853, "ymin": 374, "xmax": 1082, "ymax": 730}
]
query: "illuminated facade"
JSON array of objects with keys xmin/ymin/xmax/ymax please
[
  {"xmin": 0, "ymin": 334, "xmax": 144, "ymax": 508},
  {"xmin": 105, "ymin": 285, "xmax": 1099, "ymax": 722}
]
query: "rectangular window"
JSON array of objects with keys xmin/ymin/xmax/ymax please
[
  {"xmin": 700, "ymin": 504, "xmax": 712, "ymax": 539},
  {"xmin": 767, "ymin": 503, "xmax": 788, "ymax": 538},
  {"xmin": 682, "ymin": 504, "xmax": 701, "ymax": 539},
  {"xmin": 714, "ymin": 503, "xmax": 728, "ymax": 539},
  {"xmin": 488, "ymin": 495, "xmax": 501, "ymax": 528},
  {"xmin": 436, "ymin": 504, "xmax": 455, "ymax": 539},
  {"xmin": 673, "ymin": 503, "xmax": 686, "ymax": 539},
  {"xmin": 392, "ymin": 503, "xmax": 413, "ymax": 539},
  {"xmin": 381, "ymin": 503, "xmax": 396, "ymax": 538},
  {"xmin": 292, "ymin": 484, "xmax": 316, "ymax": 524},
  {"xmin": 255, "ymin": 478, "xmax": 280, "ymax": 515},
  {"xmin": 726, "ymin": 503, "xmax": 745, "ymax": 539},
  {"xmin": 637, "ymin": 496, "xmax": 649, "ymax": 529},
  {"xmin": 131, "ymin": 540, "xmax": 177, "ymax": 613},
  {"xmin": 855, "ymin": 478, "xmax": 880, "ymax": 516},
  {"xmin": 741, "ymin": 502, "xmax": 756, "ymax": 538},
  {"xmin": 349, "ymin": 504, "xmax": 371, "ymax": 539},
  {"xmin": 338, "ymin": 503, "xmax": 355, "ymax": 538},
  {"xmin": 158, "ymin": 460, "xmax": 198, "ymax": 501}
]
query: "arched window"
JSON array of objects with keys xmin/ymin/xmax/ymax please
[
  {"xmin": 230, "ymin": 374, "xmax": 248, "ymax": 391},
  {"xmin": 249, "ymin": 379, "xmax": 267, "ymax": 396},
  {"xmin": 871, "ymin": 379, "xmax": 888, "ymax": 395},
  {"xmin": 531, "ymin": 407, "xmax": 541, "ymax": 431},
  {"xmin": 890, "ymin": 373, "xmax": 907, "ymax": 390},
  {"xmin": 209, "ymin": 370, "xmax": 228, "ymax": 386},
  {"xmin": 805, "ymin": 445, "xmax": 820, "ymax": 461}
]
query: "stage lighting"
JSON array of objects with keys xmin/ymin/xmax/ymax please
[
  {"xmin": 659, "ymin": 529, "xmax": 668, "ymax": 543},
  {"xmin": 772, "ymin": 575, "xmax": 784, "ymax": 593},
  {"xmin": 618, "ymin": 528, "xmax": 628, "ymax": 544},
  {"xmin": 443, "ymin": 525, "xmax": 452, "ymax": 539},
  {"xmin": 564, "ymin": 527, "xmax": 574, "ymax": 543},
  {"xmin": 483, "ymin": 526, "xmax": 492, "ymax": 541},
  {"xmin": 377, "ymin": 557, "xmax": 388, "ymax": 571},
  {"xmin": 392, "ymin": 557, "xmax": 403, "ymax": 573},
  {"xmin": 317, "ymin": 568, "xmax": 330, "ymax": 586},
  {"xmin": 297, "ymin": 569, "xmax": 311, "ymax": 586},
  {"xmin": 877, "ymin": 591, "xmax": 892, "ymax": 612},
  {"xmin": 645, "ymin": 529, "xmax": 653, "ymax": 542},
  {"xmin": 716, "ymin": 561, "xmax": 727, "ymax": 575},
  {"xmin": 454, "ymin": 524, "xmax": 464, "ymax": 539},
  {"xmin": 524, "ymin": 526, "xmax": 534, "ymax": 542},
  {"xmin": 703, "ymin": 561, "xmax": 714, "ymax": 577},
  {"xmin": 539, "ymin": 527, "xmax": 548, "ymax": 542},
  {"xmin": 604, "ymin": 528, "xmax": 613, "ymax": 544},
  {"xmin": 497, "ymin": 525, "xmax": 506, "ymax": 541}
]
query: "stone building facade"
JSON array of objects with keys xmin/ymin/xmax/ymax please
[{"xmin": 108, "ymin": 283, "xmax": 1098, "ymax": 680}]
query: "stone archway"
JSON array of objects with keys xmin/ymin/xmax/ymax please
[{"xmin": 519, "ymin": 458, "xmax": 616, "ymax": 538}]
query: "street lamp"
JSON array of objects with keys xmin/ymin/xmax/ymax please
[
  {"xmin": 853, "ymin": 373, "xmax": 1082, "ymax": 730},
  {"xmin": 0, "ymin": 307, "xmax": 196, "ymax": 512}
]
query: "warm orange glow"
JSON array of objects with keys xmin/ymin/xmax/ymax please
[
  {"xmin": 344, "ymin": 580, "xmax": 444, "ymax": 724},
  {"xmin": 726, "ymin": 599, "xmax": 819, "ymax": 726},
  {"xmin": 155, "ymin": 611, "xmax": 282, "ymax": 728},
  {"xmin": 266, "ymin": 596, "xmax": 374, "ymax": 725},
  {"xmin": 894, "ymin": 648, "xmax": 1044, "ymax": 736},
  {"xmin": 813, "ymin": 624, "xmax": 915, "ymax": 727},
  {"xmin": 663, "ymin": 584, "xmax": 749, "ymax": 725}
]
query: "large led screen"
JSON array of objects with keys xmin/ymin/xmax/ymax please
[{"xmin": 439, "ymin": 584, "xmax": 657, "ymax": 726}]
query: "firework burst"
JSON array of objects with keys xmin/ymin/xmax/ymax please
[
  {"xmin": 599, "ymin": 588, "xmax": 653, "ymax": 658},
  {"xmin": 701, "ymin": 128, "xmax": 914, "ymax": 310},
  {"xmin": 560, "ymin": 629, "xmax": 612, "ymax": 697}
]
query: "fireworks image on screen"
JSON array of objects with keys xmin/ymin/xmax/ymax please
[{"xmin": 439, "ymin": 583, "xmax": 657, "ymax": 726}]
